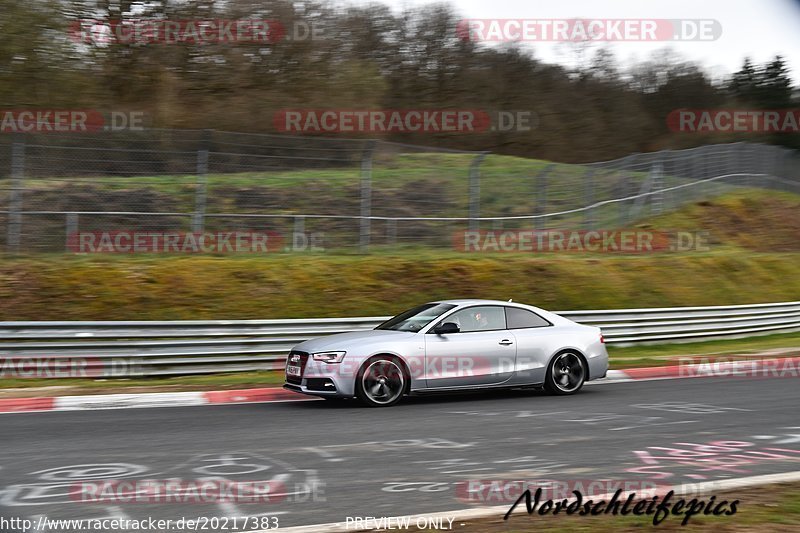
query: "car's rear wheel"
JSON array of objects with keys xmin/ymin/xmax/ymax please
[
  {"xmin": 356, "ymin": 356, "xmax": 406, "ymax": 407},
  {"xmin": 544, "ymin": 351, "xmax": 586, "ymax": 395}
]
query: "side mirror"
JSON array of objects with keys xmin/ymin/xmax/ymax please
[{"xmin": 434, "ymin": 322, "xmax": 460, "ymax": 335}]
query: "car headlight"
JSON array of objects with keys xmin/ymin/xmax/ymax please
[{"xmin": 312, "ymin": 351, "xmax": 346, "ymax": 363}]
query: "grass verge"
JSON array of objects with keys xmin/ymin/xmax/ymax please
[{"xmin": 1, "ymin": 250, "xmax": 800, "ymax": 320}]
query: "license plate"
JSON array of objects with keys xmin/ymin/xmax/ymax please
[{"xmin": 286, "ymin": 365, "xmax": 301, "ymax": 377}]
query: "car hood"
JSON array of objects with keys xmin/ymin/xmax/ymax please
[{"xmin": 293, "ymin": 329, "xmax": 418, "ymax": 353}]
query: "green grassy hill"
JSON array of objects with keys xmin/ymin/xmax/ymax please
[{"xmin": 1, "ymin": 190, "xmax": 798, "ymax": 320}]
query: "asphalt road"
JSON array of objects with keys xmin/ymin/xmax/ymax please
[{"xmin": 2, "ymin": 376, "xmax": 800, "ymax": 530}]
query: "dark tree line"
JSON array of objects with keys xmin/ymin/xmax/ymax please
[{"xmin": 0, "ymin": 0, "xmax": 796, "ymax": 162}]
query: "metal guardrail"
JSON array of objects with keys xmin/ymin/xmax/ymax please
[{"xmin": 1, "ymin": 302, "xmax": 799, "ymax": 377}]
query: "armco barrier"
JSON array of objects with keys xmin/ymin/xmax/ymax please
[{"xmin": 0, "ymin": 302, "xmax": 798, "ymax": 377}]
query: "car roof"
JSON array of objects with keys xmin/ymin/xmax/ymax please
[
  {"xmin": 434, "ymin": 299, "xmax": 527, "ymax": 306},
  {"xmin": 426, "ymin": 299, "xmax": 575, "ymax": 327}
]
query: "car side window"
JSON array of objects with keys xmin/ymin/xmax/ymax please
[
  {"xmin": 505, "ymin": 307, "xmax": 551, "ymax": 329},
  {"xmin": 443, "ymin": 306, "xmax": 507, "ymax": 333}
]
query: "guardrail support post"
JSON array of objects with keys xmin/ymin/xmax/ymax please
[{"xmin": 7, "ymin": 140, "xmax": 25, "ymax": 253}]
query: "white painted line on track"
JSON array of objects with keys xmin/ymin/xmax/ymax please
[
  {"xmin": 55, "ymin": 391, "xmax": 208, "ymax": 410},
  {"xmin": 268, "ymin": 471, "xmax": 800, "ymax": 532}
]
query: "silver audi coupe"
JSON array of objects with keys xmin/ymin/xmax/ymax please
[{"xmin": 284, "ymin": 299, "xmax": 609, "ymax": 407}]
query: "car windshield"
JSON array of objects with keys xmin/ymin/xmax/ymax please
[{"xmin": 375, "ymin": 303, "xmax": 456, "ymax": 332}]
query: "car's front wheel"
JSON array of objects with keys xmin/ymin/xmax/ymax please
[
  {"xmin": 544, "ymin": 351, "xmax": 586, "ymax": 395},
  {"xmin": 356, "ymin": 356, "xmax": 406, "ymax": 407}
]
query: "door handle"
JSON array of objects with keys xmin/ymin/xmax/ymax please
[{"xmin": 499, "ymin": 339, "xmax": 513, "ymax": 345}]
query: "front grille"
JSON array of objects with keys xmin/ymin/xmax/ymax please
[{"xmin": 285, "ymin": 350, "xmax": 309, "ymax": 385}]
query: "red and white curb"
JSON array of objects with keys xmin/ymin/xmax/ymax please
[
  {"xmin": 1, "ymin": 356, "xmax": 798, "ymax": 414},
  {"xmin": 0, "ymin": 387, "xmax": 315, "ymax": 414}
]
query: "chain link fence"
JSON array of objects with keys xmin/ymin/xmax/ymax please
[{"xmin": 1, "ymin": 129, "xmax": 799, "ymax": 253}]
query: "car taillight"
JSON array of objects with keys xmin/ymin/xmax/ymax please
[{"xmin": 600, "ymin": 334, "xmax": 605, "ymax": 344}]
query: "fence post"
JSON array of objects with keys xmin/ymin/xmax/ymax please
[
  {"xmin": 630, "ymin": 161, "xmax": 655, "ymax": 220},
  {"xmin": 781, "ymin": 148, "xmax": 793, "ymax": 192},
  {"xmin": 767, "ymin": 144, "xmax": 777, "ymax": 187},
  {"xmin": 468, "ymin": 152, "xmax": 488, "ymax": 232},
  {"xmin": 386, "ymin": 218, "xmax": 397, "ymax": 245},
  {"xmin": 617, "ymin": 154, "xmax": 636, "ymax": 227},
  {"xmin": 359, "ymin": 141, "xmax": 376, "ymax": 252},
  {"xmin": 780, "ymin": 147, "xmax": 791, "ymax": 181},
  {"xmin": 665, "ymin": 152, "xmax": 673, "ymax": 211},
  {"xmin": 7, "ymin": 140, "xmax": 25, "ymax": 252},
  {"xmin": 651, "ymin": 161, "xmax": 664, "ymax": 215},
  {"xmin": 618, "ymin": 175, "xmax": 628, "ymax": 227},
  {"xmin": 695, "ymin": 146, "xmax": 713, "ymax": 201},
  {"xmin": 582, "ymin": 168, "xmax": 595, "ymax": 230},
  {"xmin": 535, "ymin": 164, "xmax": 553, "ymax": 230},
  {"xmin": 733, "ymin": 142, "xmax": 744, "ymax": 188},
  {"xmin": 65, "ymin": 213, "xmax": 78, "ymax": 252},
  {"xmin": 744, "ymin": 144, "xmax": 764, "ymax": 187},
  {"xmin": 193, "ymin": 149, "xmax": 209, "ymax": 234},
  {"xmin": 293, "ymin": 216, "xmax": 305, "ymax": 251}
]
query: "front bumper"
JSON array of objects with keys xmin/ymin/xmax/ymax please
[
  {"xmin": 283, "ymin": 382, "xmax": 341, "ymax": 397},
  {"xmin": 283, "ymin": 378, "xmax": 340, "ymax": 396},
  {"xmin": 284, "ymin": 351, "xmax": 356, "ymax": 397}
]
